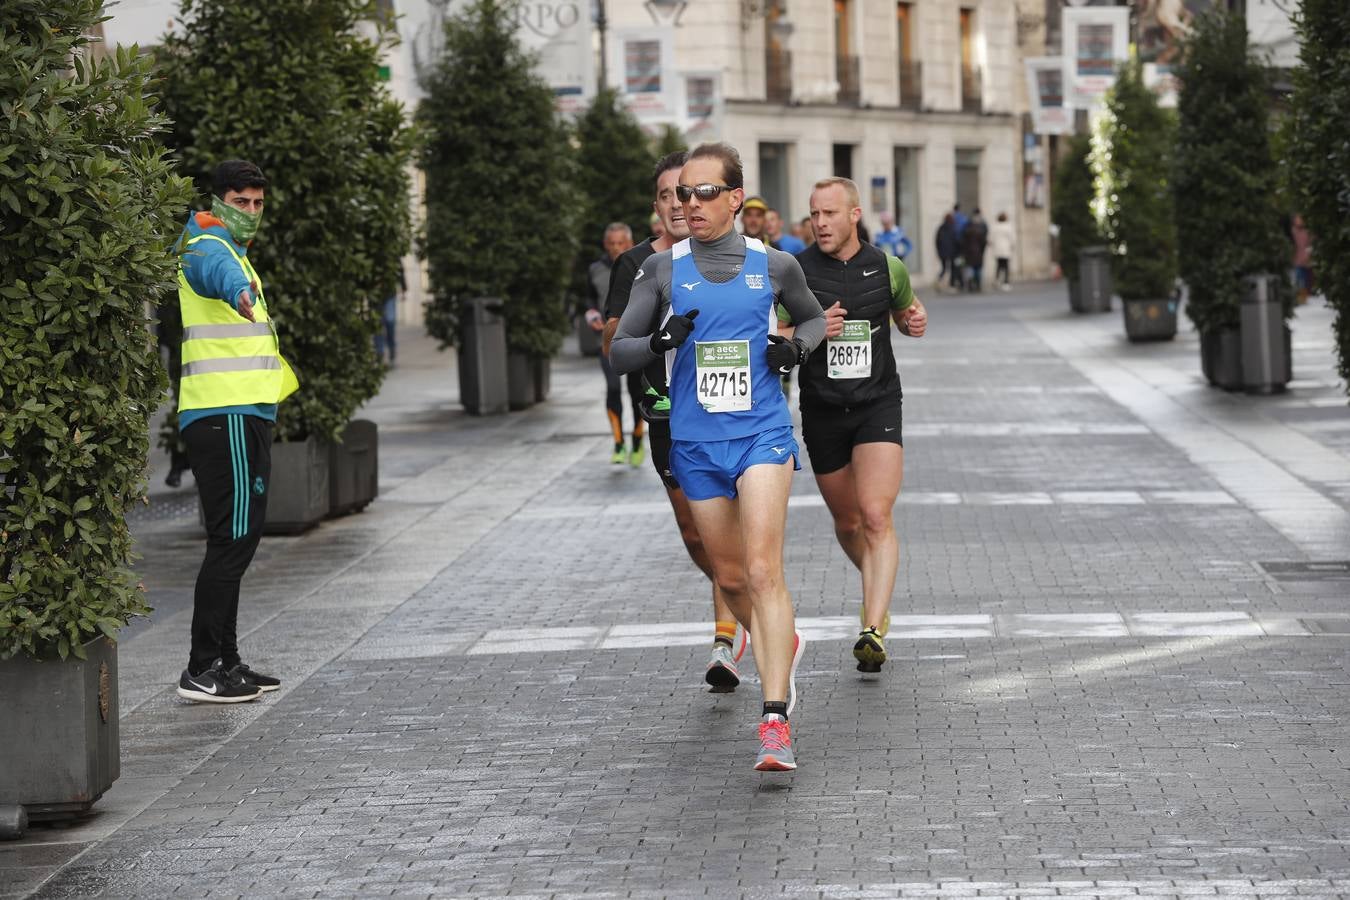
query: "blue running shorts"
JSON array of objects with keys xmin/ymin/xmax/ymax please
[{"xmin": 670, "ymin": 425, "xmax": 801, "ymax": 501}]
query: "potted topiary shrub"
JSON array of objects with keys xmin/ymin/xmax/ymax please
[
  {"xmin": 1052, "ymin": 132, "xmax": 1110, "ymax": 313},
  {"xmin": 1175, "ymin": 10, "xmax": 1291, "ymax": 389},
  {"xmin": 1286, "ymin": 0, "xmax": 1349, "ymax": 402},
  {"xmin": 0, "ymin": 0, "xmax": 192, "ymax": 837},
  {"xmin": 1095, "ymin": 59, "xmax": 1180, "ymax": 341},
  {"xmin": 158, "ymin": 0, "xmax": 414, "ymax": 530},
  {"xmin": 420, "ymin": 0, "xmax": 580, "ymax": 412}
]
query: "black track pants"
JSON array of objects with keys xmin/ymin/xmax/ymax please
[{"xmin": 184, "ymin": 414, "xmax": 272, "ymax": 674}]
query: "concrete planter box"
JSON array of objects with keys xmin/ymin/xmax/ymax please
[
  {"xmin": 0, "ymin": 637, "xmax": 119, "ymax": 838},
  {"xmin": 507, "ymin": 352, "xmax": 535, "ymax": 411},
  {"xmin": 576, "ymin": 315, "xmax": 601, "ymax": 357},
  {"xmin": 1075, "ymin": 247, "xmax": 1113, "ymax": 313},
  {"xmin": 328, "ymin": 419, "xmax": 378, "ymax": 518},
  {"xmin": 1123, "ymin": 297, "xmax": 1178, "ymax": 342},
  {"xmin": 264, "ymin": 434, "xmax": 330, "ymax": 534},
  {"xmin": 458, "ymin": 297, "xmax": 509, "ymax": 416},
  {"xmin": 533, "ymin": 356, "xmax": 551, "ymax": 404}
]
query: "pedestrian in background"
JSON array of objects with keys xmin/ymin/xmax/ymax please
[
  {"xmin": 767, "ymin": 206, "xmax": 806, "ymax": 254},
  {"xmin": 374, "ymin": 266, "xmax": 403, "ymax": 366},
  {"xmin": 1291, "ymin": 213, "xmax": 1313, "ymax": 305},
  {"xmin": 874, "ymin": 211, "xmax": 913, "ymax": 260},
  {"xmin": 935, "ymin": 213, "xmax": 960, "ymax": 292},
  {"xmin": 797, "ymin": 216, "xmax": 815, "ymax": 249},
  {"xmin": 962, "ymin": 208, "xmax": 989, "ymax": 292},
  {"xmin": 589, "ymin": 223, "xmax": 644, "ymax": 465},
  {"xmin": 989, "ymin": 211, "xmax": 1015, "ymax": 292},
  {"xmin": 175, "ymin": 159, "xmax": 298, "ymax": 704}
]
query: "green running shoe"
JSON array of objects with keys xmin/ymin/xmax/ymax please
[
  {"xmin": 853, "ymin": 626, "xmax": 886, "ymax": 673},
  {"xmin": 610, "ymin": 443, "xmax": 628, "ymax": 465},
  {"xmin": 630, "ymin": 439, "xmax": 646, "ymax": 468},
  {"xmin": 861, "ymin": 606, "xmax": 891, "ymax": 638}
]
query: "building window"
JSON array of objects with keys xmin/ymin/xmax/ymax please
[
  {"xmin": 766, "ymin": 2, "xmax": 792, "ymax": 103},
  {"xmin": 835, "ymin": 0, "xmax": 860, "ymax": 105},
  {"xmin": 897, "ymin": 2, "xmax": 921, "ymax": 109},
  {"xmin": 960, "ymin": 8, "xmax": 981, "ymax": 112},
  {"xmin": 759, "ymin": 142, "xmax": 792, "ymax": 218}
]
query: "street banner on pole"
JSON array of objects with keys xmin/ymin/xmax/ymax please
[
  {"xmin": 1024, "ymin": 57, "xmax": 1072, "ymax": 135},
  {"xmin": 1062, "ymin": 6, "xmax": 1130, "ymax": 108}
]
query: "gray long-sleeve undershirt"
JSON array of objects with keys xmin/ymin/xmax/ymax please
[{"xmin": 610, "ymin": 230, "xmax": 826, "ymax": 376}]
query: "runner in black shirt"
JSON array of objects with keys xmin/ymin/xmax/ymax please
[
  {"xmin": 603, "ymin": 151, "xmax": 747, "ymax": 691},
  {"xmin": 780, "ymin": 177, "xmax": 927, "ymax": 674}
]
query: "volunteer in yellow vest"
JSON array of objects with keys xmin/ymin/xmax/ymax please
[{"xmin": 175, "ymin": 160, "xmax": 298, "ymax": 704}]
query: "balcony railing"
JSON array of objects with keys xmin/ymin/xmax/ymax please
[
  {"xmin": 961, "ymin": 64, "xmax": 982, "ymax": 113},
  {"xmin": 899, "ymin": 59, "xmax": 922, "ymax": 110},
  {"xmin": 836, "ymin": 53, "xmax": 861, "ymax": 106},
  {"xmin": 767, "ymin": 48, "xmax": 793, "ymax": 104}
]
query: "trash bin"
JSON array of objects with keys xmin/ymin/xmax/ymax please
[
  {"xmin": 577, "ymin": 313, "xmax": 602, "ymax": 357},
  {"xmin": 459, "ymin": 297, "xmax": 509, "ymax": 415},
  {"xmin": 1240, "ymin": 274, "xmax": 1289, "ymax": 395},
  {"xmin": 1077, "ymin": 246, "xmax": 1113, "ymax": 313}
]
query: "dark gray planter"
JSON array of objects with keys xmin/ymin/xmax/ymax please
[
  {"xmin": 0, "ymin": 637, "xmax": 119, "ymax": 836},
  {"xmin": 328, "ymin": 419, "xmax": 378, "ymax": 518},
  {"xmin": 532, "ymin": 356, "xmax": 551, "ymax": 403},
  {"xmin": 1201, "ymin": 328, "xmax": 1243, "ymax": 390},
  {"xmin": 1123, "ymin": 297, "xmax": 1178, "ymax": 342},
  {"xmin": 1067, "ymin": 278, "xmax": 1083, "ymax": 312},
  {"xmin": 507, "ymin": 352, "xmax": 535, "ymax": 411},
  {"xmin": 264, "ymin": 434, "xmax": 330, "ymax": 534},
  {"xmin": 1077, "ymin": 247, "xmax": 1113, "ymax": 313},
  {"xmin": 458, "ymin": 297, "xmax": 509, "ymax": 415}
]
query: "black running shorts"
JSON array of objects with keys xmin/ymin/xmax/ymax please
[
  {"xmin": 800, "ymin": 396, "xmax": 903, "ymax": 475},
  {"xmin": 648, "ymin": 418, "xmax": 680, "ymax": 490}
]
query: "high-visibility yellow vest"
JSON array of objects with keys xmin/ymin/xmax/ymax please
[{"xmin": 177, "ymin": 234, "xmax": 299, "ymax": 412}]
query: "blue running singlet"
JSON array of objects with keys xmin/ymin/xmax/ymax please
[{"xmin": 667, "ymin": 236, "xmax": 790, "ymax": 443}]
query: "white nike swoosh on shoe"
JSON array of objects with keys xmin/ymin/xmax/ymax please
[
  {"xmin": 863, "ymin": 269, "xmax": 879, "ymax": 277},
  {"xmin": 188, "ymin": 679, "xmax": 219, "ymax": 695}
]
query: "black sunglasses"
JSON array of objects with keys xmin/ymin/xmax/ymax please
[{"xmin": 676, "ymin": 183, "xmax": 736, "ymax": 202}]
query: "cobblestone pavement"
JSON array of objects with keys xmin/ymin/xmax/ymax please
[{"xmin": 5, "ymin": 285, "xmax": 1349, "ymax": 899}]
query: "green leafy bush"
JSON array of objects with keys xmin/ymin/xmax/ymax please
[
  {"xmin": 1051, "ymin": 132, "xmax": 1099, "ymax": 284},
  {"xmin": 1174, "ymin": 11, "xmax": 1289, "ymax": 334},
  {"xmin": 1094, "ymin": 60, "xmax": 1178, "ymax": 301},
  {"xmin": 157, "ymin": 0, "xmax": 414, "ymax": 442},
  {"xmin": 570, "ymin": 89, "xmax": 657, "ymax": 306},
  {"xmin": 1286, "ymin": 0, "xmax": 1350, "ymax": 396},
  {"xmin": 419, "ymin": 0, "xmax": 580, "ymax": 357},
  {"xmin": 0, "ymin": 0, "xmax": 192, "ymax": 659}
]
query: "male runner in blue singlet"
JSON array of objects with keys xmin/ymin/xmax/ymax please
[{"xmin": 611, "ymin": 143, "xmax": 827, "ymax": 772}]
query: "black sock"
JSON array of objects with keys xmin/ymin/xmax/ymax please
[{"xmin": 762, "ymin": 701, "xmax": 788, "ymax": 720}]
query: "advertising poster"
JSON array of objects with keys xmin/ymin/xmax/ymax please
[
  {"xmin": 683, "ymin": 72, "xmax": 722, "ymax": 139},
  {"xmin": 1061, "ymin": 6, "xmax": 1130, "ymax": 108},
  {"xmin": 1137, "ymin": 0, "xmax": 1219, "ymax": 106},
  {"xmin": 611, "ymin": 28, "xmax": 677, "ymax": 122},
  {"xmin": 1024, "ymin": 57, "xmax": 1072, "ymax": 135}
]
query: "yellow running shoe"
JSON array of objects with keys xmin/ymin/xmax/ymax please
[
  {"xmin": 860, "ymin": 606, "xmax": 891, "ymax": 638},
  {"xmin": 853, "ymin": 626, "xmax": 886, "ymax": 673}
]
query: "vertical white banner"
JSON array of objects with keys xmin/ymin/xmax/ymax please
[
  {"xmin": 1024, "ymin": 57, "xmax": 1072, "ymax": 135},
  {"xmin": 1061, "ymin": 6, "xmax": 1130, "ymax": 109},
  {"xmin": 513, "ymin": 0, "xmax": 594, "ymax": 114}
]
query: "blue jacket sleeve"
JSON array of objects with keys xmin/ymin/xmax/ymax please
[{"xmin": 181, "ymin": 238, "xmax": 251, "ymax": 311}]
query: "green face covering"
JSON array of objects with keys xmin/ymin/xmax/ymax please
[{"xmin": 211, "ymin": 195, "xmax": 263, "ymax": 244}]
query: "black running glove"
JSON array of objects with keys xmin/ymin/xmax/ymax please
[
  {"xmin": 650, "ymin": 308, "xmax": 699, "ymax": 353},
  {"xmin": 766, "ymin": 333, "xmax": 808, "ymax": 374}
]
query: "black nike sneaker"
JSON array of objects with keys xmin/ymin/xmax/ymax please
[
  {"xmin": 177, "ymin": 659, "xmax": 262, "ymax": 704},
  {"xmin": 229, "ymin": 662, "xmax": 281, "ymax": 693}
]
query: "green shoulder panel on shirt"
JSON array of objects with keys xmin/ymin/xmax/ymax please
[
  {"xmin": 888, "ymin": 255, "xmax": 915, "ymax": 311},
  {"xmin": 776, "ymin": 302, "xmax": 791, "ymax": 324}
]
